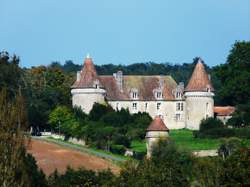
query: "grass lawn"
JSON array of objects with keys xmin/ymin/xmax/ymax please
[{"xmin": 131, "ymin": 129, "xmax": 250, "ymax": 152}]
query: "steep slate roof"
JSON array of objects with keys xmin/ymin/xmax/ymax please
[
  {"xmin": 99, "ymin": 75, "xmax": 177, "ymax": 100},
  {"xmin": 185, "ymin": 59, "xmax": 214, "ymax": 92},
  {"xmin": 146, "ymin": 116, "xmax": 169, "ymax": 131},
  {"xmin": 72, "ymin": 57, "xmax": 102, "ymax": 88},
  {"xmin": 214, "ymin": 106, "xmax": 235, "ymax": 116}
]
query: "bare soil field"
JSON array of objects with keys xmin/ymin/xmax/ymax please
[{"xmin": 27, "ymin": 139, "xmax": 120, "ymax": 176}]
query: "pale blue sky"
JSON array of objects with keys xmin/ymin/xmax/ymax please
[{"xmin": 1, "ymin": 0, "xmax": 250, "ymax": 67}]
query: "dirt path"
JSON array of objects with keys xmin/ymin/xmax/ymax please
[{"xmin": 27, "ymin": 139, "xmax": 120, "ymax": 176}]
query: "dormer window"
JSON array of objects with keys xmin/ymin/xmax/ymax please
[
  {"xmin": 93, "ymin": 80, "xmax": 99, "ymax": 89},
  {"xmin": 156, "ymin": 91, "xmax": 163, "ymax": 99},
  {"xmin": 154, "ymin": 88, "xmax": 163, "ymax": 100},
  {"xmin": 174, "ymin": 82, "xmax": 184, "ymax": 99},
  {"xmin": 176, "ymin": 92, "xmax": 182, "ymax": 99},
  {"xmin": 130, "ymin": 88, "xmax": 138, "ymax": 100}
]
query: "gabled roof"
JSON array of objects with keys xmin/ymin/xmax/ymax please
[
  {"xmin": 146, "ymin": 116, "xmax": 169, "ymax": 131},
  {"xmin": 185, "ymin": 59, "xmax": 214, "ymax": 92},
  {"xmin": 71, "ymin": 57, "xmax": 178, "ymax": 100},
  {"xmin": 99, "ymin": 75, "xmax": 177, "ymax": 100},
  {"xmin": 214, "ymin": 106, "xmax": 235, "ymax": 116},
  {"xmin": 72, "ymin": 57, "xmax": 101, "ymax": 88}
]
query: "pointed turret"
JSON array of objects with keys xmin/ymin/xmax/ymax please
[
  {"xmin": 185, "ymin": 58, "xmax": 214, "ymax": 92},
  {"xmin": 71, "ymin": 55, "xmax": 106, "ymax": 114},
  {"xmin": 184, "ymin": 58, "xmax": 215, "ymax": 130},
  {"xmin": 146, "ymin": 116, "xmax": 169, "ymax": 132},
  {"xmin": 72, "ymin": 55, "xmax": 101, "ymax": 88}
]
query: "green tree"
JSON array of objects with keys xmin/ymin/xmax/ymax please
[
  {"xmin": 0, "ymin": 89, "xmax": 47, "ymax": 187},
  {"xmin": 218, "ymin": 137, "xmax": 246, "ymax": 159},
  {"xmin": 214, "ymin": 41, "xmax": 250, "ymax": 105},
  {"xmin": 49, "ymin": 106, "xmax": 74, "ymax": 134}
]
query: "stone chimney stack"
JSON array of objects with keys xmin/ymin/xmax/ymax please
[
  {"xmin": 114, "ymin": 70, "xmax": 123, "ymax": 92},
  {"xmin": 77, "ymin": 71, "xmax": 81, "ymax": 81}
]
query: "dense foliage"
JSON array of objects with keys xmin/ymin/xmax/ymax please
[
  {"xmin": 46, "ymin": 140, "xmax": 250, "ymax": 187},
  {"xmin": 0, "ymin": 89, "xmax": 47, "ymax": 187},
  {"xmin": 48, "ymin": 103, "xmax": 152, "ymax": 155},
  {"xmin": 194, "ymin": 118, "xmax": 250, "ymax": 139}
]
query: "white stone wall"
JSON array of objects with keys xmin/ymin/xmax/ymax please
[
  {"xmin": 185, "ymin": 92, "xmax": 214, "ymax": 130},
  {"xmin": 71, "ymin": 88, "xmax": 106, "ymax": 114},
  {"xmin": 146, "ymin": 131, "xmax": 169, "ymax": 158},
  {"xmin": 216, "ymin": 115, "xmax": 232, "ymax": 124},
  {"xmin": 108, "ymin": 100, "xmax": 186, "ymax": 129}
]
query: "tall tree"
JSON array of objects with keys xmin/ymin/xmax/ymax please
[{"xmin": 214, "ymin": 41, "xmax": 250, "ymax": 105}]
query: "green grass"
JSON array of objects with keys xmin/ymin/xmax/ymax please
[
  {"xmin": 131, "ymin": 129, "xmax": 250, "ymax": 152},
  {"xmin": 131, "ymin": 140, "xmax": 147, "ymax": 153},
  {"xmin": 169, "ymin": 129, "xmax": 221, "ymax": 151}
]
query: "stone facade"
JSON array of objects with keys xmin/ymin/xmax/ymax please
[{"xmin": 71, "ymin": 56, "xmax": 222, "ymax": 130}]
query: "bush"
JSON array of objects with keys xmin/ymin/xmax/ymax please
[
  {"xmin": 132, "ymin": 151, "xmax": 146, "ymax": 160},
  {"xmin": 199, "ymin": 117, "xmax": 224, "ymax": 132},
  {"xmin": 113, "ymin": 134, "xmax": 131, "ymax": 148},
  {"xmin": 218, "ymin": 137, "xmax": 246, "ymax": 159},
  {"xmin": 195, "ymin": 127, "xmax": 250, "ymax": 139},
  {"xmin": 110, "ymin": 144, "xmax": 126, "ymax": 155}
]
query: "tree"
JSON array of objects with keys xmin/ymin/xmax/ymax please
[
  {"xmin": 199, "ymin": 117, "xmax": 224, "ymax": 132},
  {"xmin": 214, "ymin": 41, "xmax": 250, "ymax": 105},
  {"xmin": 219, "ymin": 148, "xmax": 250, "ymax": 186},
  {"xmin": 218, "ymin": 137, "xmax": 246, "ymax": 159},
  {"xmin": 117, "ymin": 140, "xmax": 193, "ymax": 187},
  {"xmin": 48, "ymin": 106, "xmax": 77, "ymax": 135},
  {"xmin": 0, "ymin": 89, "xmax": 47, "ymax": 187}
]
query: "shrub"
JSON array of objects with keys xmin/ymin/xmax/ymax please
[
  {"xmin": 199, "ymin": 117, "xmax": 224, "ymax": 132},
  {"xmin": 218, "ymin": 137, "xmax": 246, "ymax": 159},
  {"xmin": 113, "ymin": 134, "xmax": 131, "ymax": 148},
  {"xmin": 110, "ymin": 144, "xmax": 126, "ymax": 155}
]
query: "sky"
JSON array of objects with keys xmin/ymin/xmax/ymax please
[{"xmin": 1, "ymin": 0, "xmax": 250, "ymax": 67}]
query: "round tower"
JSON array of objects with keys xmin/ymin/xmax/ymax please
[
  {"xmin": 145, "ymin": 116, "xmax": 169, "ymax": 158},
  {"xmin": 71, "ymin": 55, "xmax": 106, "ymax": 114},
  {"xmin": 184, "ymin": 58, "xmax": 214, "ymax": 130}
]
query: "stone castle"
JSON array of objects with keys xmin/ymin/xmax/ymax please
[{"xmin": 71, "ymin": 56, "xmax": 232, "ymax": 130}]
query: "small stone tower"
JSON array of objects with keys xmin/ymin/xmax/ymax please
[
  {"xmin": 146, "ymin": 116, "xmax": 169, "ymax": 158},
  {"xmin": 184, "ymin": 58, "xmax": 214, "ymax": 130},
  {"xmin": 71, "ymin": 55, "xmax": 106, "ymax": 114}
]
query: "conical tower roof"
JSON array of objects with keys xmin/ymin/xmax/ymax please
[
  {"xmin": 72, "ymin": 55, "xmax": 101, "ymax": 88},
  {"xmin": 185, "ymin": 58, "xmax": 214, "ymax": 92},
  {"xmin": 146, "ymin": 116, "xmax": 169, "ymax": 131}
]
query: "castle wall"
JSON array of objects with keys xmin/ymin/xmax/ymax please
[
  {"xmin": 71, "ymin": 88, "xmax": 106, "ymax": 114},
  {"xmin": 185, "ymin": 92, "xmax": 214, "ymax": 130},
  {"xmin": 108, "ymin": 100, "xmax": 186, "ymax": 129}
]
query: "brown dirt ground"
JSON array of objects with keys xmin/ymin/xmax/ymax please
[{"xmin": 27, "ymin": 139, "xmax": 120, "ymax": 176}]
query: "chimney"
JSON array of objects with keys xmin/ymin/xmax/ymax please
[
  {"xmin": 114, "ymin": 70, "xmax": 123, "ymax": 92},
  {"xmin": 77, "ymin": 71, "xmax": 81, "ymax": 81}
]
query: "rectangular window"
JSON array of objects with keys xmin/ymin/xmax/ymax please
[
  {"xmin": 175, "ymin": 114, "xmax": 181, "ymax": 121},
  {"xmin": 157, "ymin": 103, "xmax": 161, "ymax": 110},
  {"xmin": 181, "ymin": 103, "xmax": 183, "ymax": 111},
  {"xmin": 132, "ymin": 92, "xmax": 138, "ymax": 99},
  {"xmin": 116, "ymin": 103, "xmax": 119, "ymax": 110},
  {"xmin": 132, "ymin": 103, "xmax": 137, "ymax": 110},
  {"xmin": 176, "ymin": 103, "xmax": 180, "ymax": 111},
  {"xmin": 145, "ymin": 103, "xmax": 148, "ymax": 111}
]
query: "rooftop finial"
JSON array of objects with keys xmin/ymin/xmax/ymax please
[{"xmin": 198, "ymin": 57, "xmax": 203, "ymax": 64}]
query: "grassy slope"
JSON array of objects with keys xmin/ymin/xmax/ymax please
[{"xmin": 131, "ymin": 129, "xmax": 250, "ymax": 152}]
